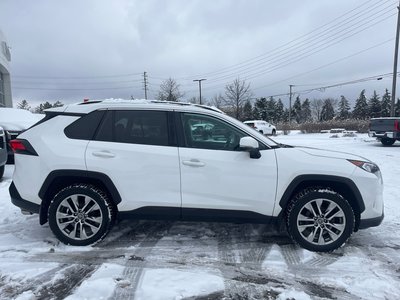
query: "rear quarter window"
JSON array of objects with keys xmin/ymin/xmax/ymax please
[{"xmin": 64, "ymin": 110, "xmax": 105, "ymax": 140}]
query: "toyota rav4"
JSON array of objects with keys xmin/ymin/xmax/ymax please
[{"xmin": 9, "ymin": 100, "xmax": 384, "ymax": 252}]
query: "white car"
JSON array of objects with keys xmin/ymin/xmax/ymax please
[
  {"xmin": 9, "ymin": 100, "xmax": 383, "ymax": 252},
  {"xmin": 0, "ymin": 126, "xmax": 7, "ymax": 179},
  {"xmin": 0, "ymin": 108, "xmax": 44, "ymax": 162},
  {"xmin": 244, "ymin": 120, "xmax": 276, "ymax": 135}
]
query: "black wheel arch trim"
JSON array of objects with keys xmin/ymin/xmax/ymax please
[
  {"xmin": 38, "ymin": 170, "xmax": 122, "ymax": 224},
  {"xmin": 278, "ymin": 175, "xmax": 365, "ymax": 214}
]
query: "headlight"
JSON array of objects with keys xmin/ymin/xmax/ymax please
[{"xmin": 348, "ymin": 160, "xmax": 380, "ymax": 174}]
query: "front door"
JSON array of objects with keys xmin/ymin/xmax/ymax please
[{"xmin": 178, "ymin": 112, "xmax": 277, "ymax": 218}]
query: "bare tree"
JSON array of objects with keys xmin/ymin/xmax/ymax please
[
  {"xmin": 224, "ymin": 78, "xmax": 253, "ymax": 120},
  {"xmin": 187, "ymin": 96, "xmax": 198, "ymax": 104},
  {"xmin": 157, "ymin": 78, "xmax": 184, "ymax": 102},
  {"xmin": 311, "ymin": 99, "xmax": 324, "ymax": 121},
  {"xmin": 210, "ymin": 93, "xmax": 224, "ymax": 109}
]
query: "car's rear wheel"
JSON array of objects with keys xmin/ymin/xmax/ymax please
[
  {"xmin": 286, "ymin": 188, "xmax": 354, "ymax": 252},
  {"xmin": 272, "ymin": 129, "xmax": 276, "ymax": 136},
  {"xmin": 381, "ymin": 138, "xmax": 395, "ymax": 146},
  {"xmin": 48, "ymin": 184, "xmax": 115, "ymax": 246},
  {"xmin": 0, "ymin": 165, "xmax": 4, "ymax": 180}
]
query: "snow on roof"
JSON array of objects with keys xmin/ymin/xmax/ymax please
[{"xmin": 0, "ymin": 108, "xmax": 43, "ymax": 131}]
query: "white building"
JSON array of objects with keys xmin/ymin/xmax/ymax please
[{"xmin": 0, "ymin": 30, "xmax": 12, "ymax": 108}]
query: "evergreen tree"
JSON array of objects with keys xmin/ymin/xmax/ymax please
[
  {"xmin": 266, "ymin": 96, "xmax": 277, "ymax": 122},
  {"xmin": 337, "ymin": 95, "xmax": 351, "ymax": 120},
  {"xmin": 17, "ymin": 99, "xmax": 31, "ymax": 111},
  {"xmin": 352, "ymin": 89, "xmax": 369, "ymax": 119},
  {"xmin": 275, "ymin": 99, "xmax": 285, "ymax": 123},
  {"xmin": 300, "ymin": 98, "xmax": 312, "ymax": 122},
  {"xmin": 253, "ymin": 97, "xmax": 268, "ymax": 120},
  {"xmin": 242, "ymin": 100, "xmax": 253, "ymax": 121},
  {"xmin": 53, "ymin": 100, "xmax": 64, "ymax": 108},
  {"xmin": 368, "ymin": 90, "xmax": 381, "ymax": 118},
  {"xmin": 381, "ymin": 89, "xmax": 391, "ymax": 117},
  {"xmin": 292, "ymin": 96, "xmax": 302, "ymax": 123},
  {"xmin": 282, "ymin": 108, "xmax": 290, "ymax": 123},
  {"xmin": 320, "ymin": 98, "xmax": 335, "ymax": 121}
]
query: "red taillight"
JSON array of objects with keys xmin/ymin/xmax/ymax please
[
  {"xmin": 9, "ymin": 139, "xmax": 38, "ymax": 156},
  {"xmin": 10, "ymin": 140, "xmax": 26, "ymax": 152},
  {"xmin": 395, "ymin": 120, "xmax": 400, "ymax": 131}
]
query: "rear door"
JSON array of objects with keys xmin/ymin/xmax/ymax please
[{"xmin": 85, "ymin": 109, "xmax": 181, "ymax": 213}]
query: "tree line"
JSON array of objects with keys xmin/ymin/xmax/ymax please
[
  {"xmin": 15, "ymin": 78, "xmax": 400, "ymax": 123},
  {"xmin": 16, "ymin": 99, "xmax": 64, "ymax": 113}
]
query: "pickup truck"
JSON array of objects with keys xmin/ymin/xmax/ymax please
[{"xmin": 369, "ymin": 117, "xmax": 400, "ymax": 146}]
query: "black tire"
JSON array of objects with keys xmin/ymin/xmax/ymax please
[
  {"xmin": 259, "ymin": 130, "xmax": 264, "ymax": 135},
  {"xmin": 272, "ymin": 129, "xmax": 276, "ymax": 136},
  {"xmin": 286, "ymin": 188, "xmax": 355, "ymax": 252},
  {"xmin": 48, "ymin": 184, "xmax": 115, "ymax": 246},
  {"xmin": 0, "ymin": 165, "xmax": 4, "ymax": 180},
  {"xmin": 381, "ymin": 138, "xmax": 395, "ymax": 146}
]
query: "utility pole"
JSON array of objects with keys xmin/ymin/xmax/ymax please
[
  {"xmin": 143, "ymin": 72, "xmax": 148, "ymax": 100},
  {"xmin": 193, "ymin": 79, "xmax": 206, "ymax": 105},
  {"xmin": 391, "ymin": 1, "xmax": 400, "ymax": 117},
  {"xmin": 289, "ymin": 85, "xmax": 294, "ymax": 125}
]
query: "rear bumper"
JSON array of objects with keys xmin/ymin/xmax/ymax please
[
  {"xmin": 9, "ymin": 182, "xmax": 40, "ymax": 214},
  {"xmin": 359, "ymin": 213, "xmax": 384, "ymax": 229},
  {"xmin": 368, "ymin": 131, "xmax": 399, "ymax": 139}
]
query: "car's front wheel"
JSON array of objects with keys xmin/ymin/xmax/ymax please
[
  {"xmin": 286, "ymin": 188, "xmax": 355, "ymax": 252},
  {"xmin": 0, "ymin": 165, "xmax": 4, "ymax": 180},
  {"xmin": 48, "ymin": 184, "xmax": 115, "ymax": 246}
]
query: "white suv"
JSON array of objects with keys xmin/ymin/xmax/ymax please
[
  {"xmin": 244, "ymin": 120, "xmax": 276, "ymax": 135},
  {"xmin": 9, "ymin": 100, "xmax": 384, "ymax": 252}
]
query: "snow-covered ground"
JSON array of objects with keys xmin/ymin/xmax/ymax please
[{"xmin": 0, "ymin": 132, "xmax": 399, "ymax": 300}]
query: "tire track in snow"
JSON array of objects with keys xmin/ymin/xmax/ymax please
[
  {"xmin": 6, "ymin": 220, "xmax": 149, "ymax": 299},
  {"xmin": 110, "ymin": 221, "xmax": 173, "ymax": 300},
  {"xmin": 212, "ymin": 223, "xmax": 278, "ymax": 299},
  {"xmin": 0, "ymin": 264, "xmax": 68, "ymax": 299},
  {"xmin": 34, "ymin": 264, "xmax": 97, "ymax": 300}
]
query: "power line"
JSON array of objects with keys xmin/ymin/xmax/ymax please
[
  {"xmin": 252, "ymin": 38, "xmax": 395, "ymax": 91},
  {"xmin": 152, "ymin": 0, "xmax": 395, "ymax": 81},
  {"xmin": 259, "ymin": 73, "xmax": 395, "ymax": 100},
  {"xmin": 12, "ymin": 78, "xmax": 144, "ymax": 85},
  {"xmin": 12, "ymin": 72, "xmax": 143, "ymax": 80},
  {"xmin": 150, "ymin": 1, "xmax": 396, "ymax": 93},
  {"xmin": 200, "ymin": 5, "xmax": 396, "ymax": 85},
  {"xmin": 12, "ymin": 85, "xmax": 143, "ymax": 91}
]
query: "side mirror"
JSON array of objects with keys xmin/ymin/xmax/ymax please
[{"xmin": 239, "ymin": 137, "xmax": 261, "ymax": 159}]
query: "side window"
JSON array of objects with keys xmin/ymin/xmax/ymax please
[
  {"xmin": 64, "ymin": 110, "xmax": 105, "ymax": 140},
  {"xmin": 95, "ymin": 110, "xmax": 170, "ymax": 146},
  {"xmin": 181, "ymin": 113, "xmax": 246, "ymax": 151}
]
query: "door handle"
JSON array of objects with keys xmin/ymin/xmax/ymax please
[
  {"xmin": 182, "ymin": 159, "xmax": 205, "ymax": 167},
  {"xmin": 92, "ymin": 151, "xmax": 115, "ymax": 158}
]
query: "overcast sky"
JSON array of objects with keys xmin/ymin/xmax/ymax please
[{"xmin": 0, "ymin": 0, "xmax": 398, "ymax": 107}]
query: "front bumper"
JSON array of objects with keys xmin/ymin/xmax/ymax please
[{"xmin": 9, "ymin": 181, "xmax": 40, "ymax": 214}]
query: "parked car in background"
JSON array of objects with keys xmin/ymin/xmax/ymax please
[
  {"xmin": 244, "ymin": 120, "xmax": 276, "ymax": 135},
  {"xmin": 0, "ymin": 126, "xmax": 7, "ymax": 179},
  {"xmin": 0, "ymin": 108, "xmax": 43, "ymax": 162},
  {"xmin": 369, "ymin": 117, "xmax": 400, "ymax": 146},
  {"xmin": 9, "ymin": 100, "xmax": 383, "ymax": 252}
]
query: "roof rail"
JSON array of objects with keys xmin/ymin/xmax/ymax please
[{"xmin": 77, "ymin": 98, "xmax": 224, "ymax": 114}]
